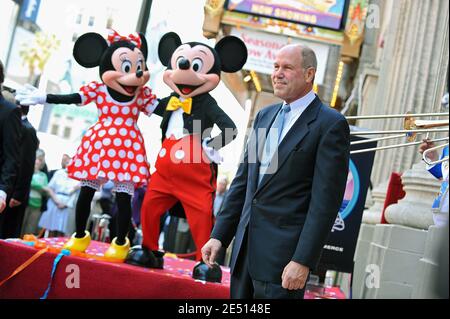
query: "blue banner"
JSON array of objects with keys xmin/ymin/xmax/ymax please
[{"xmin": 19, "ymin": 0, "xmax": 41, "ymax": 23}]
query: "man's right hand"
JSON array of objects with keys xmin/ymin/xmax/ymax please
[
  {"xmin": 9, "ymin": 198, "xmax": 22, "ymax": 208},
  {"xmin": 201, "ymin": 238, "xmax": 222, "ymax": 267}
]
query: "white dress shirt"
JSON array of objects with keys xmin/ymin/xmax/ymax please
[
  {"xmin": 279, "ymin": 90, "xmax": 316, "ymax": 143},
  {"xmin": 165, "ymin": 97, "xmax": 188, "ymax": 139}
]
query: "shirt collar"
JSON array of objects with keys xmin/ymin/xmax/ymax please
[{"xmin": 284, "ymin": 90, "xmax": 316, "ymax": 113}]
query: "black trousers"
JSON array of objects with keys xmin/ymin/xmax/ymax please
[
  {"xmin": 0, "ymin": 203, "xmax": 26, "ymax": 239},
  {"xmin": 230, "ymin": 233, "xmax": 307, "ymax": 299}
]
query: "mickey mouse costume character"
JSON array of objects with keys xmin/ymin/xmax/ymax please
[
  {"xmin": 16, "ymin": 30, "xmax": 157, "ymax": 261},
  {"xmin": 125, "ymin": 32, "xmax": 247, "ymax": 280}
]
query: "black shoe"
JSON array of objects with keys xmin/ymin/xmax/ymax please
[
  {"xmin": 192, "ymin": 261, "xmax": 222, "ymax": 283},
  {"xmin": 125, "ymin": 245, "xmax": 164, "ymax": 269}
]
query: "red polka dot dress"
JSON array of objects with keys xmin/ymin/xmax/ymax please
[{"xmin": 67, "ymin": 81, "xmax": 157, "ymax": 188}]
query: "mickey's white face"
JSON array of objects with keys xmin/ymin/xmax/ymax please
[
  {"xmin": 163, "ymin": 44, "xmax": 220, "ymax": 99},
  {"xmin": 102, "ymin": 47, "xmax": 150, "ymax": 96}
]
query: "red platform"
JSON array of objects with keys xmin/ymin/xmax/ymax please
[
  {"xmin": 0, "ymin": 238, "xmax": 230, "ymax": 299},
  {"xmin": 0, "ymin": 238, "xmax": 345, "ymax": 299}
]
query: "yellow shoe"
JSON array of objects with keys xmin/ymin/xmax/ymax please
[
  {"xmin": 104, "ymin": 237, "xmax": 130, "ymax": 261},
  {"xmin": 63, "ymin": 231, "xmax": 91, "ymax": 252}
]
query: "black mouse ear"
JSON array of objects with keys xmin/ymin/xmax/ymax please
[
  {"xmin": 73, "ymin": 32, "xmax": 108, "ymax": 68},
  {"xmin": 158, "ymin": 32, "xmax": 182, "ymax": 66},
  {"xmin": 215, "ymin": 36, "xmax": 248, "ymax": 73},
  {"xmin": 138, "ymin": 33, "xmax": 148, "ymax": 61}
]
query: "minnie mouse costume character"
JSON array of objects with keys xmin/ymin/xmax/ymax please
[
  {"xmin": 125, "ymin": 32, "xmax": 247, "ymax": 280},
  {"xmin": 16, "ymin": 30, "xmax": 157, "ymax": 261}
]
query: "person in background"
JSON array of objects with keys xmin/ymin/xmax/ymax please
[
  {"xmin": 213, "ymin": 176, "xmax": 229, "ymax": 217},
  {"xmin": 0, "ymin": 104, "xmax": 39, "ymax": 239},
  {"xmin": 38, "ymin": 165, "xmax": 80, "ymax": 237},
  {"xmin": 0, "ymin": 59, "xmax": 21, "ymax": 215},
  {"xmin": 21, "ymin": 156, "xmax": 48, "ymax": 236}
]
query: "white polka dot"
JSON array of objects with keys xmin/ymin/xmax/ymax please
[
  {"xmin": 97, "ymin": 96, "xmax": 103, "ymax": 104},
  {"xmin": 118, "ymin": 173, "xmax": 124, "ymax": 180},
  {"xmin": 89, "ymin": 83, "xmax": 97, "ymax": 89},
  {"xmin": 102, "ymin": 160, "xmax": 111, "ymax": 168},
  {"xmin": 111, "ymin": 106, "xmax": 119, "ymax": 114},
  {"xmin": 114, "ymin": 117, "xmax": 124, "ymax": 125},
  {"xmin": 75, "ymin": 159, "xmax": 82, "ymax": 167},
  {"xmin": 175, "ymin": 150, "xmax": 185, "ymax": 160},
  {"xmin": 90, "ymin": 167, "xmax": 98, "ymax": 175},
  {"xmin": 159, "ymin": 148, "xmax": 166, "ymax": 158},
  {"xmin": 105, "ymin": 95, "xmax": 113, "ymax": 103},
  {"xmin": 130, "ymin": 164, "xmax": 137, "ymax": 172},
  {"xmin": 127, "ymin": 151, "xmax": 135, "ymax": 160},
  {"xmin": 137, "ymin": 98, "xmax": 143, "ymax": 106},
  {"xmin": 139, "ymin": 167, "xmax": 147, "ymax": 175},
  {"xmin": 92, "ymin": 154, "xmax": 100, "ymax": 162},
  {"xmin": 124, "ymin": 139, "xmax": 132, "ymax": 148},
  {"xmin": 133, "ymin": 142, "xmax": 141, "ymax": 151},
  {"xmin": 124, "ymin": 173, "xmax": 131, "ymax": 180},
  {"xmin": 130, "ymin": 130, "xmax": 137, "ymax": 138},
  {"xmin": 125, "ymin": 118, "xmax": 134, "ymax": 127},
  {"xmin": 94, "ymin": 124, "xmax": 101, "ymax": 131},
  {"xmin": 98, "ymin": 130, "xmax": 106, "ymax": 137},
  {"xmin": 94, "ymin": 141, "xmax": 102, "ymax": 149},
  {"xmin": 103, "ymin": 138, "xmax": 111, "ymax": 146},
  {"xmin": 132, "ymin": 108, "xmax": 138, "ymax": 115},
  {"xmin": 77, "ymin": 148, "xmax": 82, "ymax": 155},
  {"xmin": 84, "ymin": 158, "xmax": 90, "ymax": 166},
  {"xmin": 138, "ymin": 135, "xmax": 143, "ymax": 142},
  {"xmin": 81, "ymin": 171, "xmax": 88, "ymax": 179},
  {"xmin": 100, "ymin": 149, "xmax": 106, "ymax": 157},
  {"xmin": 122, "ymin": 107, "xmax": 130, "ymax": 115},
  {"xmin": 108, "ymin": 127, "xmax": 117, "ymax": 135},
  {"xmin": 107, "ymin": 172, "xmax": 116, "ymax": 180},
  {"xmin": 89, "ymin": 92, "xmax": 97, "ymax": 98},
  {"xmin": 104, "ymin": 120, "xmax": 112, "ymax": 127},
  {"xmin": 122, "ymin": 162, "xmax": 129, "ymax": 170},
  {"xmin": 88, "ymin": 146, "xmax": 93, "ymax": 153},
  {"xmin": 119, "ymin": 128, "xmax": 128, "ymax": 136},
  {"xmin": 113, "ymin": 161, "xmax": 121, "ymax": 169},
  {"xmin": 107, "ymin": 149, "xmax": 116, "ymax": 158},
  {"xmin": 119, "ymin": 150, "xmax": 126, "ymax": 158},
  {"xmin": 114, "ymin": 138, "xmax": 122, "ymax": 147},
  {"xmin": 102, "ymin": 106, "xmax": 109, "ymax": 114},
  {"xmin": 133, "ymin": 176, "xmax": 140, "ymax": 183},
  {"xmin": 98, "ymin": 171, "xmax": 106, "ymax": 178},
  {"xmin": 136, "ymin": 154, "xmax": 144, "ymax": 162},
  {"xmin": 86, "ymin": 129, "xmax": 93, "ymax": 137},
  {"xmin": 90, "ymin": 133, "xmax": 97, "ymax": 141},
  {"xmin": 74, "ymin": 171, "xmax": 82, "ymax": 178},
  {"xmin": 83, "ymin": 141, "xmax": 90, "ymax": 149}
]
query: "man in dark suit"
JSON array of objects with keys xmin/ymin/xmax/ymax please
[
  {"xmin": 0, "ymin": 104, "xmax": 39, "ymax": 239},
  {"xmin": 201, "ymin": 44, "xmax": 350, "ymax": 299},
  {"xmin": 0, "ymin": 60, "xmax": 22, "ymax": 216}
]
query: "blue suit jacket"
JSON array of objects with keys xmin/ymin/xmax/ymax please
[{"xmin": 211, "ymin": 96, "xmax": 350, "ymax": 283}]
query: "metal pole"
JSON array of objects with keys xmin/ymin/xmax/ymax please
[
  {"xmin": 346, "ymin": 112, "xmax": 449, "ymax": 120},
  {"xmin": 350, "ymin": 128, "xmax": 448, "ymax": 135},
  {"xmin": 351, "ymin": 137, "xmax": 449, "ymax": 154},
  {"xmin": 136, "ymin": 0, "xmax": 153, "ymax": 34}
]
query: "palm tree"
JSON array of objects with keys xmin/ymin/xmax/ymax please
[{"xmin": 19, "ymin": 32, "xmax": 60, "ymax": 85}]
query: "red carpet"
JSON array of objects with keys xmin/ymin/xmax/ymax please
[
  {"xmin": 0, "ymin": 238, "xmax": 345, "ymax": 299},
  {"xmin": 0, "ymin": 238, "xmax": 230, "ymax": 299}
]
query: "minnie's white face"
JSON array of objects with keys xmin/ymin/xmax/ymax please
[
  {"xmin": 163, "ymin": 44, "xmax": 220, "ymax": 99},
  {"xmin": 102, "ymin": 47, "xmax": 150, "ymax": 96}
]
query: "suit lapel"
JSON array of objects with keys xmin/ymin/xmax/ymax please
[
  {"xmin": 248, "ymin": 103, "xmax": 283, "ymax": 194},
  {"xmin": 255, "ymin": 97, "xmax": 322, "ymax": 195}
]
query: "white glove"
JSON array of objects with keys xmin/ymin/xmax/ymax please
[
  {"xmin": 202, "ymin": 137, "xmax": 223, "ymax": 164},
  {"xmin": 15, "ymin": 84, "xmax": 47, "ymax": 105}
]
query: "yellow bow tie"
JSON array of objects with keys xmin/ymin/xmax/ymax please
[{"xmin": 166, "ymin": 96, "xmax": 193, "ymax": 114}]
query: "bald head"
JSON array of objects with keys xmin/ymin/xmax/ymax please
[{"xmin": 279, "ymin": 44, "xmax": 317, "ymax": 70}]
